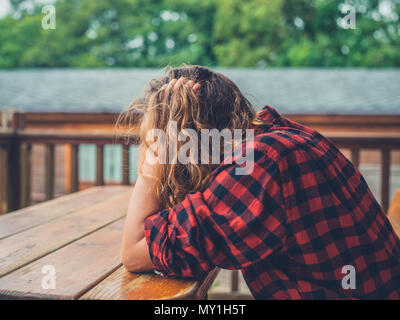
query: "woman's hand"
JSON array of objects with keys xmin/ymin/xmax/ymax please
[{"xmin": 160, "ymin": 76, "xmax": 201, "ymax": 93}]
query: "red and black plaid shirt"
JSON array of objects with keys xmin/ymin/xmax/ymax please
[{"xmin": 144, "ymin": 105, "xmax": 400, "ymax": 299}]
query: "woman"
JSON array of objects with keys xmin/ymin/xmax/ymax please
[{"xmin": 120, "ymin": 65, "xmax": 400, "ymax": 299}]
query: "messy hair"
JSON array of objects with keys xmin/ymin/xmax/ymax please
[{"xmin": 117, "ymin": 65, "xmax": 259, "ymax": 209}]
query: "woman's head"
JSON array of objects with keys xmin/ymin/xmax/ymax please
[{"xmin": 119, "ymin": 65, "xmax": 257, "ymax": 208}]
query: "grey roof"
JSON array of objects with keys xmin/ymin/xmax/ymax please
[{"xmin": 0, "ymin": 68, "xmax": 399, "ymax": 114}]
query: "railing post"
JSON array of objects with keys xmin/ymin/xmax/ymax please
[
  {"xmin": 231, "ymin": 270, "xmax": 239, "ymax": 294},
  {"xmin": 0, "ymin": 143, "xmax": 9, "ymax": 214},
  {"xmin": 8, "ymin": 134, "xmax": 21, "ymax": 211},
  {"xmin": 122, "ymin": 144, "xmax": 130, "ymax": 185},
  {"xmin": 20, "ymin": 143, "xmax": 32, "ymax": 208},
  {"xmin": 381, "ymin": 149, "xmax": 390, "ymax": 213},
  {"xmin": 45, "ymin": 144, "xmax": 55, "ymax": 200},
  {"xmin": 350, "ymin": 148, "xmax": 360, "ymax": 168},
  {"xmin": 96, "ymin": 144, "xmax": 104, "ymax": 186},
  {"xmin": 70, "ymin": 144, "xmax": 79, "ymax": 192}
]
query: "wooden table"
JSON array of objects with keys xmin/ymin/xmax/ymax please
[{"xmin": 0, "ymin": 186, "xmax": 219, "ymax": 300}]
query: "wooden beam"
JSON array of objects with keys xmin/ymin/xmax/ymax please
[
  {"xmin": 381, "ymin": 149, "xmax": 391, "ymax": 213},
  {"xmin": 45, "ymin": 144, "xmax": 55, "ymax": 200},
  {"xmin": 122, "ymin": 145, "xmax": 130, "ymax": 186},
  {"xmin": 0, "ymin": 186, "xmax": 130, "ymax": 240},
  {"xmin": 231, "ymin": 270, "xmax": 239, "ymax": 293},
  {"xmin": 0, "ymin": 191, "xmax": 131, "ymax": 278},
  {"xmin": 15, "ymin": 129, "xmax": 139, "ymax": 145},
  {"xmin": 70, "ymin": 144, "xmax": 79, "ymax": 193},
  {"xmin": 7, "ymin": 135, "xmax": 21, "ymax": 212},
  {"xmin": 0, "ymin": 144, "xmax": 9, "ymax": 214},
  {"xmin": 350, "ymin": 148, "xmax": 360, "ymax": 168},
  {"xmin": 96, "ymin": 145, "xmax": 104, "ymax": 186},
  {"xmin": 20, "ymin": 143, "xmax": 31, "ymax": 208}
]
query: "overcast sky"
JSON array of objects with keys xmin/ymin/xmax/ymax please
[
  {"xmin": 0, "ymin": 0, "xmax": 56, "ymax": 18},
  {"xmin": 0, "ymin": 0, "xmax": 11, "ymax": 18}
]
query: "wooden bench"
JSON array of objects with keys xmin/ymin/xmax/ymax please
[
  {"xmin": 388, "ymin": 189, "xmax": 400, "ymax": 238},
  {"xmin": 0, "ymin": 186, "xmax": 219, "ymax": 300}
]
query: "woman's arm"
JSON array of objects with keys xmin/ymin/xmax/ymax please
[
  {"xmin": 121, "ymin": 160, "xmax": 160, "ymax": 272},
  {"xmin": 121, "ymin": 77, "xmax": 200, "ymax": 273}
]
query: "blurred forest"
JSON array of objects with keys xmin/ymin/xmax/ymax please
[{"xmin": 0, "ymin": 0, "xmax": 400, "ymax": 68}]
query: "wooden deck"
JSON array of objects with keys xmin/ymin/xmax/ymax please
[
  {"xmin": 1, "ymin": 111, "xmax": 400, "ymax": 300},
  {"xmin": 0, "ymin": 186, "xmax": 219, "ymax": 300}
]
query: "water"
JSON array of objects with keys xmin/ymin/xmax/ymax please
[{"xmin": 78, "ymin": 144, "xmax": 139, "ymax": 184}]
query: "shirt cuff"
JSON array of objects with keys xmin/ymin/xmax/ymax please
[{"xmin": 144, "ymin": 210, "xmax": 177, "ymax": 277}]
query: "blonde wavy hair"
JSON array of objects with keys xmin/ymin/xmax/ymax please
[{"xmin": 118, "ymin": 65, "xmax": 262, "ymax": 209}]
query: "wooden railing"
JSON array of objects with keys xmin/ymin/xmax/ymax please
[
  {"xmin": 0, "ymin": 129, "xmax": 399, "ymax": 214},
  {"xmin": 327, "ymin": 132, "xmax": 400, "ymax": 212},
  {"xmin": 1, "ymin": 128, "xmax": 400, "ymax": 300},
  {"xmin": 0, "ymin": 129, "xmax": 139, "ymax": 213}
]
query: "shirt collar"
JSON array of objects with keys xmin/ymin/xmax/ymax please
[{"xmin": 250, "ymin": 105, "xmax": 283, "ymax": 134}]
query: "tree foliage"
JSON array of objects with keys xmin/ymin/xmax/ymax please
[{"xmin": 0, "ymin": 0, "xmax": 399, "ymax": 68}]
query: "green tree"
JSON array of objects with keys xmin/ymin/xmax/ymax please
[
  {"xmin": 0, "ymin": 0, "xmax": 399, "ymax": 68},
  {"xmin": 214, "ymin": 0, "xmax": 286, "ymax": 67}
]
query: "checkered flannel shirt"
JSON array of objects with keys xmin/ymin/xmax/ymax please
[{"xmin": 144, "ymin": 105, "xmax": 400, "ymax": 299}]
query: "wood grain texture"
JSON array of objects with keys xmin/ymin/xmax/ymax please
[
  {"xmin": 122, "ymin": 144, "xmax": 130, "ymax": 186},
  {"xmin": 191, "ymin": 268, "xmax": 221, "ymax": 300},
  {"xmin": 0, "ymin": 144, "xmax": 9, "ymax": 214},
  {"xmin": 381, "ymin": 149, "xmax": 390, "ymax": 213},
  {"xmin": 0, "ymin": 190, "xmax": 131, "ymax": 277},
  {"xmin": 45, "ymin": 144, "xmax": 55, "ymax": 200},
  {"xmin": 81, "ymin": 267, "xmax": 220, "ymax": 300},
  {"xmin": 69, "ymin": 144, "xmax": 79, "ymax": 192},
  {"xmin": 96, "ymin": 145, "xmax": 104, "ymax": 186},
  {"xmin": 80, "ymin": 266, "xmax": 196, "ymax": 300},
  {"xmin": 0, "ymin": 218, "xmax": 125, "ymax": 299},
  {"xmin": 0, "ymin": 186, "xmax": 130, "ymax": 240},
  {"xmin": 19, "ymin": 143, "xmax": 31, "ymax": 208}
]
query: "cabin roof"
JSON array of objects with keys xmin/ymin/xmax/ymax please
[{"xmin": 0, "ymin": 68, "xmax": 399, "ymax": 114}]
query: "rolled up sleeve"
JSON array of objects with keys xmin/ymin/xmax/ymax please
[{"xmin": 144, "ymin": 198, "xmax": 214, "ymax": 278}]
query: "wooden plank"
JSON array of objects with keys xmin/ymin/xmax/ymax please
[
  {"xmin": 81, "ymin": 266, "xmax": 220, "ymax": 300},
  {"xmin": 15, "ymin": 129, "xmax": 400, "ymax": 147},
  {"xmin": 16, "ymin": 129, "xmax": 139, "ymax": 145},
  {"xmin": 350, "ymin": 148, "xmax": 359, "ymax": 169},
  {"xmin": 45, "ymin": 144, "xmax": 55, "ymax": 200},
  {"xmin": 19, "ymin": 143, "xmax": 31, "ymax": 208},
  {"xmin": 70, "ymin": 144, "xmax": 79, "ymax": 192},
  {"xmin": 0, "ymin": 190, "xmax": 131, "ymax": 277},
  {"xmin": 8, "ymin": 135, "xmax": 21, "ymax": 211},
  {"xmin": 0, "ymin": 144, "xmax": 9, "ymax": 214},
  {"xmin": 0, "ymin": 219, "xmax": 125, "ymax": 300},
  {"xmin": 192, "ymin": 268, "xmax": 221, "ymax": 300},
  {"xmin": 19, "ymin": 112, "xmax": 400, "ymax": 132},
  {"xmin": 0, "ymin": 186, "xmax": 129, "ymax": 240},
  {"xmin": 96, "ymin": 144, "xmax": 104, "ymax": 186},
  {"xmin": 381, "ymin": 149, "xmax": 391, "ymax": 213},
  {"xmin": 22, "ymin": 112, "xmax": 119, "ymax": 126},
  {"xmin": 231, "ymin": 270, "xmax": 239, "ymax": 292},
  {"xmin": 122, "ymin": 144, "xmax": 130, "ymax": 185}
]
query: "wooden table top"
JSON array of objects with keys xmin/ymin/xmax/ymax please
[{"xmin": 0, "ymin": 186, "xmax": 219, "ymax": 300}]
